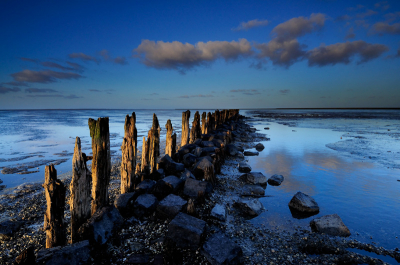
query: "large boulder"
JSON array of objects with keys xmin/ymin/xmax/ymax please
[
  {"xmin": 0, "ymin": 220, "xmax": 23, "ymax": 241},
  {"xmin": 180, "ymin": 169, "xmax": 195, "ymax": 180},
  {"xmin": 163, "ymin": 175, "xmax": 184, "ymax": 193},
  {"xmin": 114, "ymin": 192, "xmax": 138, "ymax": 217},
  {"xmin": 202, "ymin": 232, "xmax": 243, "ymax": 265},
  {"xmin": 211, "ymin": 139, "xmax": 223, "ymax": 148},
  {"xmin": 201, "ymin": 141, "xmax": 215, "ymax": 147},
  {"xmin": 78, "ymin": 206, "xmax": 123, "ymax": 246},
  {"xmin": 158, "ymin": 154, "xmax": 185, "ymax": 176},
  {"xmin": 133, "ymin": 194, "xmax": 159, "ymax": 218},
  {"xmin": 193, "ymin": 158, "xmax": 216, "ymax": 183},
  {"xmin": 225, "ymin": 144, "xmax": 238, "ymax": 156},
  {"xmin": 288, "ymin": 192, "xmax": 319, "ymax": 214},
  {"xmin": 255, "ymin": 143, "xmax": 265, "ymax": 151},
  {"xmin": 183, "ymin": 178, "xmax": 213, "ymax": 199},
  {"xmin": 234, "ymin": 199, "xmax": 263, "ymax": 217},
  {"xmin": 36, "ymin": 240, "xmax": 91, "ymax": 265},
  {"xmin": 192, "ymin": 147, "xmax": 206, "ymax": 157},
  {"xmin": 268, "ymin": 174, "xmax": 284, "ymax": 186},
  {"xmin": 153, "ymin": 175, "xmax": 184, "ymax": 200},
  {"xmin": 211, "ymin": 204, "xmax": 226, "ymax": 222},
  {"xmin": 242, "ymin": 185, "xmax": 265, "ymax": 196},
  {"xmin": 183, "ymin": 153, "xmax": 197, "ymax": 167},
  {"xmin": 157, "ymin": 194, "xmax": 187, "ymax": 219},
  {"xmin": 310, "ymin": 214, "xmax": 351, "ymax": 237},
  {"xmin": 239, "ymin": 172, "xmax": 267, "ymax": 185},
  {"xmin": 238, "ymin": 162, "xmax": 251, "ymax": 173},
  {"xmin": 135, "ymin": 179, "xmax": 156, "ymax": 194},
  {"xmin": 165, "ymin": 212, "xmax": 206, "ymax": 250},
  {"xmin": 243, "ymin": 151, "xmax": 259, "ymax": 156}
]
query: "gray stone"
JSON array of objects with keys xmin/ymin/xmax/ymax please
[
  {"xmin": 78, "ymin": 206, "xmax": 123, "ymax": 245},
  {"xmin": 238, "ymin": 162, "xmax": 251, "ymax": 173},
  {"xmin": 211, "ymin": 204, "xmax": 226, "ymax": 221},
  {"xmin": 134, "ymin": 194, "xmax": 158, "ymax": 218},
  {"xmin": 235, "ymin": 145, "xmax": 244, "ymax": 153},
  {"xmin": 165, "ymin": 212, "xmax": 206, "ymax": 249},
  {"xmin": 183, "ymin": 153, "xmax": 197, "ymax": 167},
  {"xmin": 158, "ymin": 154, "xmax": 185, "ymax": 176},
  {"xmin": 192, "ymin": 147, "xmax": 206, "ymax": 157},
  {"xmin": 212, "ymin": 139, "xmax": 224, "ymax": 148},
  {"xmin": 239, "ymin": 172, "xmax": 267, "ymax": 185},
  {"xmin": 135, "ymin": 179, "xmax": 156, "ymax": 194},
  {"xmin": 234, "ymin": 199, "xmax": 263, "ymax": 217},
  {"xmin": 114, "ymin": 192, "xmax": 138, "ymax": 217},
  {"xmin": 242, "ymin": 185, "xmax": 265, "ymax": 196},
  {"xmin": 202, "ymin": 146, "xmax": 217, "ymax": 155},
  {"xmin": 183, "ymin": 178, "xmax": 213, "ymax": 198},
  {"xmin": 0, "ymin": 220, "xmax": 23, "ymax": 241},
  {"xmin": 243, "ymin": 150, "xmax": 259, "ymax": 156},
  {"xmin": 157, "ymin": 194, "xmax": 187, "ymax": 219},
  {"xmin": 163, "ymin": 175, "xmax": 184, "ymax": 193},
  {"xmin": 288, "ymin": 192, "xmax": 319, "ymax": 213},
  {"xmin": 202, "ymin": 232, "xmax": 243, "ymax": 265},
  {"xmin": 268, "ymin": 174, "xmax": 284, "ymax": 186},
  {"xmin": 193, "ymin": 158, "xmax": 215, "ymax": 183},
  {"xmin": 310, "ymin": 214, "xmax": 351, "ymax": 237},
  {"xmin": 126, "ymin": 254, "xmax": 150, "ymax": 264},
  {"xmin": 37, "ymin": 240, "xmax": 91, "ymax": 265},
  {"xmin": 201, "ymin": 141, "xmax": 215, "ymax": 147},
  {"xmin": 225, "ymin": 144, "xmax": 238, "ymax": 156},
  {"xmin": 255, "ymin": 143, "xmax": 265, "ymax": 151},
  {"xmin": 180, "ymin": 169, "xmax": 195, "ymax": 180}
]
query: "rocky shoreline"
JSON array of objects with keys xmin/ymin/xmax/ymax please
[{"xmin": 1, "ymin": 115, "xmax": 399, "ymax": 264}]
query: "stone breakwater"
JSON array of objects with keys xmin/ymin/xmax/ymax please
[{"xmin": 0, "ymin": 110, "xmax": 400, "ymax": 264}]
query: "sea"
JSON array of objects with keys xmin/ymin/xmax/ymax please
[{"xmin": 0, "ymin": 109, "xmax": 399, "ymax": 252}]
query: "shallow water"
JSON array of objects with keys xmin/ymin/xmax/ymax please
[{"xmin": 243, "ymin": 110, "xmax": 400, "ymax": 251}]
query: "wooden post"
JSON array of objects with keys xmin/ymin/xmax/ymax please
[
  {"xmin": 165, "ymin": 119, "xmax": 176, "ymax": 157},
  {"xmin": 214, "ymin": 110, "xmax": 220, "ymax": 129},
  {"xmin": 70, "ymin": 137, "xmax": 91, "ymax": 243},
  {"xmin": 206, "ymin": 112, "xmax": 213, "ymax": 134},
  {"xmin": 189, "ymin": 111, "xmax": 201, "ymax": 144},
  {"xmin": 43, "ymin": 164, "xmax": 66, "ymax": 248},
  {"xmin": 201, "ymin": 112, "xmax": 207, "ymax": 134},
  {"xmin": 149, "ymin": 113, "xmax": 161, "ymax": 174},
  {"xmin": 141, "ymin": 136, "xmax": 149, "ymax": 174},
  {"xmin": 121, "ymin": 113, "xmax": 137, "ymax": 193},
  {"xmin": 181, "ymin": 110, "xmax": 190, "ymax": 146},
  {"xmin": 88, "ymin": 117, "xmax": 110, "ymax": 215}
]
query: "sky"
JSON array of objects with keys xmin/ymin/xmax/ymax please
[{"xmin": 1, "ymin": 0, "xmax": 400, "ymax": 109}]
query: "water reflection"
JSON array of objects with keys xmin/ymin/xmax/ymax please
[{"xmin": 247, "ymin": 121, "xmax": 400, "ymax": 250}]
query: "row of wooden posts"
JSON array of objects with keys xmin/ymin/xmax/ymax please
[{"xmin": 43, "ymin": 109, "xmax": 239, "ymax": 248}]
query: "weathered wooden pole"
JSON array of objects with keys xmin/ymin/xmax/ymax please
[
  {"xmin": 43, "ymin": 164, "xmax": 66, "ymax": 248},
  {"xmin": 215, "ymin": 110, "xmax": 220, "ymax": 129},
  {"xmin": 121, "ymin": 113, "xmax": 137, "ymax": 193},
  {"xmin": 70, "ymin": 137, "xmax": 91, "ymax": 243},
  {"xmin": 149, "ymin": 113, "xmax": 161, "ymax": 174},
  {"xmin": 181, "ymin": 110, "xmax": 191, "ymax": 146},
  {"xmin": 165, "ymin": 119, "xmax": 176, "ymax": 157},
  {"xmin": 201, "ymin": 112, "xmax": 207, "ymax": 135},
  {"xmin": 141, "ymin": 136, "xmax": 149, "ymax": 174},
  {"xmin": 88, "ymin": 117, "xmax": 110, "ymax": 215},
  {"xmin": 206, "ymin": 112, "xmax": 213, "ymax": 134},
  {"xmin": 189, "ymin": 111, "xmax": 201, "ymax": 144}
]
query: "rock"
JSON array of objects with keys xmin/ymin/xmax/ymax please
[
  {"xmin": 239, "ymin": 172, "xmax": 267, "ymax": 185},
  {"xmin": 202, "ymin": 146, "xmax": 217, "ymax": 155},
  {"xmin": 255, "ymin": 143, "xmax": 265, "ymax": 151},
  {"xmin": 183, "ymin": 153, "xmax": 197, "ymax": 167},
  {"xmin": 134, "ymin": 194, "xmax": 159, "ymax": 218},
  {"xmin": 225, "ymin": 144, "xmax": 238, "ymax": 156},
  {"xmin": 234, "ymin": 199, "xmax": 263, "ymax": 217},
  {"xmin": 14, "ymin": 246, "xmax": 36, "ymax": 265},
  {"xmin": 193, "ymin": 138, "xmax": 203, "ymax": 146},
  {"xmin": 264, "ymin": 127, "xmax": 269, "ymax": 130},
  {"xmin": 165, "ymin": 212, "xmax": 206, "ymax": 249},
  {"xmin": 126, "ymin": 253, "xmax": 150, "ymax": 264},
  {"xmin": 238, "ymin": 162, "xmax": 251, "ymax": 173},
  {"xmin": 201, "ymin": 141, "xmax": 215, "ymax": 147},
  {"xmin": 163, "ymin": 175, "xmax": 184, "ymax": 192},
  {"xmin": 153, "ymin": 175, "xmax": 184, "ymax": 199},
  {"xmin": 157, "ymin": 194, "xmax": 187, "ymax": 219},
  {"xmin": 135, "ymin": 179, "xmax": 156, "ymax": 194},
  {"xmin": 158, "ymin": 154, "xmax": 185, "ymax": 176},
  {"xmin": 180, "ymin": 169, "xmax": 195, "ymax": 180},
  {"xmin": 0, "ymin": 220, "xmax": 23, "ymax": 241},
  {"xmin": 212, "ymin": 139, "xmax": 223, "ymax": 148},
  {"xmin": 211, "ymin": 204, "xmax": 226, "ymax": 221},
  {"xmin": 78, "ymin": 206, "xmax": 123, "ymax": 245},
  {"xmin": 192, "ymin": 147, "xmax": 205, "ymax": 157},
  {"xmin": 183, "ymin": 178, "xmax": 213, "ymax": 198},
  {"xmin": 243, "ymin": 151, "xmax": 259, "ymax": 156},
  {"xmin": 36, "ymin": 240, "xmax": 91, "ymax": 265},
  {"xmin": 114, "ymin": 192, "xmax": 138, "ymax": 217},
  {"xmin": 310, "ymin": 214, "xmax": 351, "ymax": 237},
  {"xmin": 202, "ymin": 232, "xmax": 243, "ymax": 265},
  {"xmin": 193, "ymin": 158, "xmax": 216, "ymax": 184},
  {"xmin": 268, "ymin": 174, "xmax": 284, "ymax": 186},
  {"xmin": 288, "ymin": 192, "xmax": 319, "ymax": 214},
  {"xmin": 242, "ymin": 185, "xmax": 265, "ymax": 196}
]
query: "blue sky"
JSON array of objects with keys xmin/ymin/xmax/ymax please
[{"xmin": 1, "ymin": 0, "xmax": 399, "ymax": 109}]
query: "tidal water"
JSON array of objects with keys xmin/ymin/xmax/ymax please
[{"xmin": 0, "ymin": 109, "xmax": 399, "ymax": 251}]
